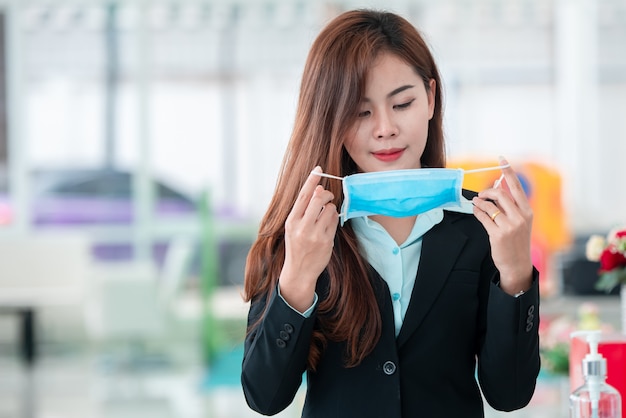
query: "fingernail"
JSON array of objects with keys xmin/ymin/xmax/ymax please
[
  {"xmin": 498, "ymin": 156, "xmax": 508, "ymax": 165},
  {"xmin": 311, "ymin": 166, "xmax": 322, "ymax": 174}
]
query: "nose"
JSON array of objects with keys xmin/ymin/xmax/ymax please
[{"xmin": 373, "ymin": 109, "xmax": 398, "ymax": 139}]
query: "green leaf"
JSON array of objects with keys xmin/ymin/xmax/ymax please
[
  {"xmin": 595, "ymin": 269, "xmax": 626, "ymax": 293},
  {"xmin": 541, "ymin": 344, "xmax": 570, "ymax": 375}
]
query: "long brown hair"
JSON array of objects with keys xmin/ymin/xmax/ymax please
[{"xmin": 243, "ymin": 9, "xmax": 445, "ymax": 370}]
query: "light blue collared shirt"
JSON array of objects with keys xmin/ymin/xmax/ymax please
[{"xmin": 351, "ymin": 200, "xmax": 474, "ymax": 336}]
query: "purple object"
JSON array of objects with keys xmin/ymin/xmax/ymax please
[{"xmin": 0, "ymin": 169, "xmax": 199, "ymax": 263}]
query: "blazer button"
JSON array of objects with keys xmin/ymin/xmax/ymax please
[
  {"xmin": 280, "ymin": 330, "xmax": 290, "ymax": 341},
  {"xmin": 383, "ymin": 361, "xmax": 396, "ymax": 375},
  {"xmin": 283, "ymin": 323, "xmax": 294, "ymax": 334},
  {"xmin": 276, "ymin": 338, "xmax": 286, "ymax": 348}
]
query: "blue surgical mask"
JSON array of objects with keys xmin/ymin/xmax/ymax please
[{"xmin": 314, "ymin": 164, "xmax": 508, "ymax": 226}]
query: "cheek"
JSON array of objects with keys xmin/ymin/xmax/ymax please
[{"xmin": 408, "ymin": 114, "xmax": 430, "ymax": 139}]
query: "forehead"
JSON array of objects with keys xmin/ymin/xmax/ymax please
[{"xmin": 363, "ymin": 52, "xmax": 421, "ymax": 91}]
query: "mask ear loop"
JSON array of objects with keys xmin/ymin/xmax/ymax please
[
  {"xmin": 464, "ymin": 163, "xmax": 509, "ymax": 188},
  {"xmin": 463, "ymin": 163, "xmax": 510, "ymax": 173},
  {"xmin": 311, "ymin": 171, "xmax": 347, "ymax": 223},
  {"xmin": 312, "ymin": 172, "xmax": 344, "ymax": 181}
]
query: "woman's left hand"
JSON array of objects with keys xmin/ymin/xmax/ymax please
[{"xmin": 472, "ymin": 157, "xmax": 534, "ymax": 296}]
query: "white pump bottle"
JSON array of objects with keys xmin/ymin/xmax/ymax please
[{"xmin": 569, "ymin": 330, "xmax": 622, "ymax": 418}]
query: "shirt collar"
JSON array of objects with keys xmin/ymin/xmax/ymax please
[{"xmin": 350, "ymin": 197, "xmax": 474, "ymax": 248}]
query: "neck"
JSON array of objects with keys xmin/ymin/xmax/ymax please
[{"xmin": 370, "ymin": 215, "xmax": 417, "ymax": 245}]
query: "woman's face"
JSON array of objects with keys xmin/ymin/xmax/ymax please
[{"xmin": 344, "ymin": 52, "xmax": 436, "ymax": 173}]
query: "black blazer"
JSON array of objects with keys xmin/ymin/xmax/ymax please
[{"xmin": 241, "ymin": 208, "xmax": 540, "ymax": 418}]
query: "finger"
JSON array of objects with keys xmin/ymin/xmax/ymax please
[
  {"xmin": 473, "ymin": 204, "xmax": 499, "ymax": 234},
  {"xmin": 317, "ymin": 202, "xmax": 339, "ymax": 226},
  {"xmin": 303, "ymin": 186, "xmax": 334, "ymax": 223},
  {"xmin": 477, "ymin": 161, "xmax": 529, "ymax": 215},
  {"xmin": 475, "ymin": 188, "xmax": 531, "ymax": 231},
  {"xmin": 472, "ymin": 196, "xmax": 502, "ymax": 222},
  {"xmin": 291, "ymin": 166, "xmax": 323, "ymax": 219},
  {"xmin": 489, "ymin": 209, "xmax": 502, "ymax": 224},
  {"xmin": 495, "ymin": 156, "xmax": 531, "ymax": 211},
  {"xmin": 483, "ymin": 190, "xmax": 528, "ymax": 224},
  {"xmin": 476, "ymin": 187, "xmax": 511, "ymax": 215}
]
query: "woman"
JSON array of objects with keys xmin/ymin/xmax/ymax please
[{"xmin": 241, "ymin": 9, "xmax": 539, "ymax": 418}]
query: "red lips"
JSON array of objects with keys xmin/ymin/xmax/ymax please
[{"xmin": 372, "ymin": 148, "xmax": 405, "ymax": 162}]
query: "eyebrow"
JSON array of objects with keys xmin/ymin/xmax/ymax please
[
  {"xmin": 388, "ymin": 84, "xmax": 415, "ymax": 97},
  {"xmin": 362, "ymin": 84, "xmax": 415, "ymax": 102}
]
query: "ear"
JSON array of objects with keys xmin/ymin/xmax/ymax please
[{"xmin": 427, "ymin": 78, "xmax": 436, "ymax": 120}]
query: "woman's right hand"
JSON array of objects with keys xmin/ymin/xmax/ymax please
[{"xmin": 278, "ymin": 166, "xmax": 339, "ymax": 312}]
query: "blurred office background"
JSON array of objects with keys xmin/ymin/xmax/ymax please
[{"xmin": 0, "ymin": 0, "xmax": 624, "ymax": 417}]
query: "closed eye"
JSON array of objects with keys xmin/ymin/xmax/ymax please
[{"xmin": 394, "ymin": 99, "xmax": 415, "ymax": 110}]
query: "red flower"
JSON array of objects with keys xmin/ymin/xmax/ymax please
[{"xmin": 599, "ymin": 246, "xmax": 626, "ymax": 272}]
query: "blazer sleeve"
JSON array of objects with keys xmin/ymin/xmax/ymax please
[
  {"xmin": 477, "ymin": 267, "xmax": 541, "ymax": 411},
  {"xmin": 241, "ymin": 286, "xmax": 315, "ymax": 415}
]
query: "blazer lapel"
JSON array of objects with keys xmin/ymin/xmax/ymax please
[{"xmin": 396, "ymin": 217, "xmax": 468, "ymax": 348}]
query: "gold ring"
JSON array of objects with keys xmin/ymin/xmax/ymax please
[{"xmin": 490, "ymin": 210, "xmax": 501, "ymax": 221}]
